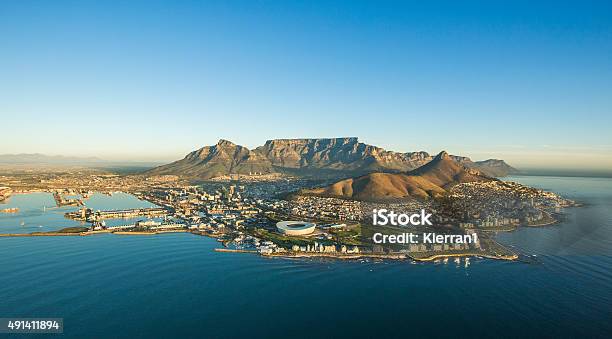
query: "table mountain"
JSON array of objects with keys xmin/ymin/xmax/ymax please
[
  {"xmin": 255, "ymin": 137, "xmax": 431, "ymax": 174},
  {"xmin": 145, "ymin": 138, "xmax": 517, "ymax": 180}
]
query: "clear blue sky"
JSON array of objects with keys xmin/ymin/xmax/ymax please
[{"xmin": 1, "ymin": 0, "xmax": 611, "ymax": 170}]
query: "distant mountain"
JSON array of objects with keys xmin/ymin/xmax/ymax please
[
  {"xmin": 472, "ymin": 159, "xmax": 519, "ymax": 177},
  {"xmin": 451, "ymin": 156, "xmax": 519, "ymax": 177},
  {"xmin": 145, "ymin": 138, "xmax": 517, "ymax": 180},
  {"xmin": 0, "ymin": 153, "xmax": 103, "ymax": 164},
  {"xmin": 302, "ymin": 151, "xmax": 493, "ymax": 201}
]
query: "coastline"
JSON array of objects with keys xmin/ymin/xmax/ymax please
[
  {"xmin": 0, "ymin": 230, "xmax": 518, "ymax": 262},
  {"xmin": 216, "ymin": 248, "xmax": 518, "ymax": 262},
  {"xmin": 0, "ymin": 232, "xmax": 83, "ymax": 237},
  {"xmin": 411, "ymin": 252, "xmax": 518, "ymax": 262},
  {"xmin": 526, "ymin": 210, "xmax": 558, "ymax": 227},
  {"xmin": 264, "ymin": 252, "xmax": 408, "ymax": 260},
  {"xmin": 0, "ymin": 229, "xmax": 192, "ymax": 237}
]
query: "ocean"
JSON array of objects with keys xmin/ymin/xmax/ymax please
[{"xmin": 0, "ymin": 176, "xmax": 610, "ymax": 338}]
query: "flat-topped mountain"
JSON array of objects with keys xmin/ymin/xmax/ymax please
[
  {"xmin": 302, "ymin": 151, "xmax": 494, "ymax": 201},
  {"xmin": 255, "ymin": 137, "xmax": 431, "ymax": 173},
  {"xmin": 145, "ymin": 138, "xmax": 517, "ymax": 179}
]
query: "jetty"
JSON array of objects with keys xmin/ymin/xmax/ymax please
[
  {"xmin": 214, "ymin": 248, "xmax": 258, "ymax": 254},
  {"xmin": 65, "ymin": 207, "xmax": 168, "ymax": 221},
  {"xmin": 53, "ymin": 192, "xmax": 83, "ymax": 207}
]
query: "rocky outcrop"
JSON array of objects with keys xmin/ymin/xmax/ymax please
[{"xmin": 146, "ymin": 139, "xmax": 274, "ymax": 179}]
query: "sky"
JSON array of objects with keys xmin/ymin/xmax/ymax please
[{"xmin": 1, "ymin": 0, "xmax": 611, "ymax": 170}]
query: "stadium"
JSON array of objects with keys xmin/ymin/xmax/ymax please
[{"xmin": 276, "ymin": 221, "xmax": 316, "ymax": 236}]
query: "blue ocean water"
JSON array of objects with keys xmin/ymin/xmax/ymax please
[
  {"xmin": 0, "ymin": 177, "xmax": 611, "ymax": 338},
  {"xmin": 0, "ymin": 192, "xmax": 157, "ymax": 233}
]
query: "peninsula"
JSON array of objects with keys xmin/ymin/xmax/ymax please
[{"xmin": 0, "ymin": 138, "xmax": 572, "ymax": 263}]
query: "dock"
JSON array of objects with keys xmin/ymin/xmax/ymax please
[
  {"xmin": 214, "ymin": 248, "xmax": 258, "ymax": 253},
  {"xmin": 65, "ymin": 207, "xmax": 169, "ymax": 221},
  {"xmin": 53, "ymin": 192, "xmax": 83, "ymax": 207}
]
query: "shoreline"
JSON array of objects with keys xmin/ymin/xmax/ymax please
[
  {"xmin": 265, "ymin": 252, "xmax": 408, "ymax": 260},
  {"xmin": 219, "ymin": 248, "xmax": 517, "ymax": 262},
  {"xmin": 266, "ymin": 251, "xmax": 517, "ymax": 262},
  {"xmin": 0, "ymin": 230, "xmax": 518, "ymax": 262},
  {"xmin": 411, "ymin": 252, "xmax": 518, "ymax": 262},
  {"xmin": 526, "ymin": 210, "xmax": 558, "ymax": 227},
  {"xmin": 0, "ymin": 229, "xmax": 192, "ymax": 237},
  {"xmin": 0, "ymin": 232, "xmax": 84, "ymax": 237}
]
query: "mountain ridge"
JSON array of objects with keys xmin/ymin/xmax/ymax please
[
  {"xmin": 301, "ymin": 151, "xmax": 494, "ymax": 201},
  {"xmin": 145, "ymin": 138, "xmax": 518, "ymax": 179}
]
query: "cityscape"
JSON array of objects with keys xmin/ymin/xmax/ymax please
[
  {"xmin": 0, "ymin": 144, "xmax": 575, "ymax": 264},
  {"xmin": 1, "ymin": 1, "xmax": 610, "ymax": 337}
]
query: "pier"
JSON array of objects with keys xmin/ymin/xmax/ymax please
[
  {"xmin": 53, "ymin": 192, "xmax": 83, "ymax": 207},
  {"xmin": 95, "ymin": 207, "xmax": 167, "ymax": 219},
  {"xmin": 214, "ymin": 248, "xmax": 258, "ymax": 253},
  {"xmin": 65, "ymin": 207, "xmax": 169, "ymax": 221},
  {"xmin": 106, "ymin": 221, "xmax": 185, "ymax": 231}
]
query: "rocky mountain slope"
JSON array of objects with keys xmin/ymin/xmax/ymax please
[
  {"xmin": 147, "ymin": 139, "xmax": 273, "ymax": 179},
  {"xmin": 146, "ymin": 138, "xmax": 517, "ymax": 179},
  {"xmin": 255, "ymin": 137, "xmax": 431, "ymax": 173}
]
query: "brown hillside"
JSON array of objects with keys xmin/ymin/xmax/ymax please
[{"xmin": 303, "ymin": 151, "xmax": 494, "ymax": 201}]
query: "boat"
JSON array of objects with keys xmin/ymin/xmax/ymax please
[
  {"xmin": 454, "ymin": 258, "xmax": 461, "ymax": 265},
  {"xmin": 443, "ymin": 258, "xmax": 448, "ymax": 264},
  {"xmin": 465, "ymin": 258, "xmax": 470, "ymax": 268}
]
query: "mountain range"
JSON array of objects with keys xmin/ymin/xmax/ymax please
[
  {"xmin": 302, "ymin": 151, "xmax": 494, "ymax": 201},
  {"xmin": 145, "ymin": 138, "xmax": 518, "ymax": 179}
]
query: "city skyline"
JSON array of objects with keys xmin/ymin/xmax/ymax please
[{"xmin": 1, "ymin": 1, "xmax": 611, "ymax": 170}]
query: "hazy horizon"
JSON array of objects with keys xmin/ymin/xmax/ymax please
[
  {"xmin": 2, "ymin": 137, "xmax": 612, "ymax": 175},
  {"xmin": 1, "ymin": 1, "xmax": 611, "ymax": 171}
]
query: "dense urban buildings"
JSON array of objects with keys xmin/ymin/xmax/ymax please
[{"xmin": 0, "ymin": 160, "xmax": 573, "ymax": 262}]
